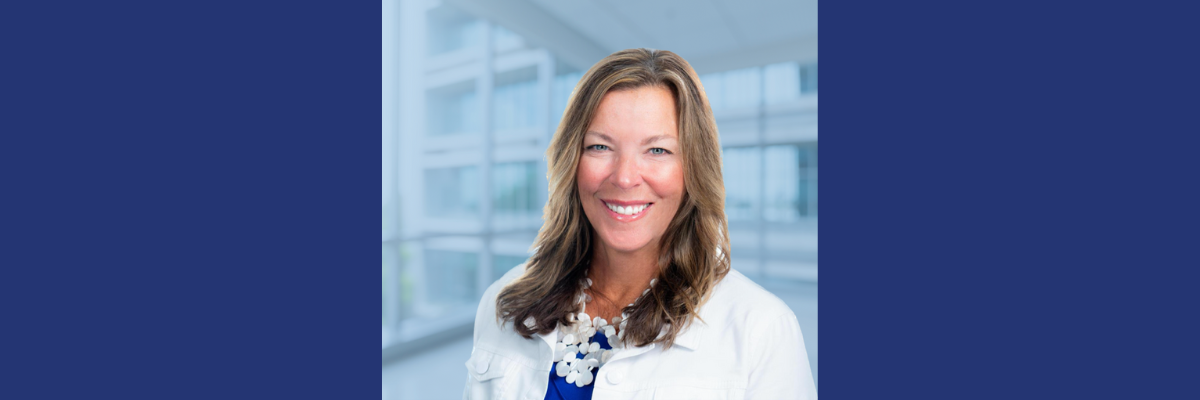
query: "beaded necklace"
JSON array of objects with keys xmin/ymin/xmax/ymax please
[{"xmin": 549, "ymin": 267, "xmax": 656, "ymax": 387}]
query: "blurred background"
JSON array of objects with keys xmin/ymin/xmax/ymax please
[{"xmin": 382, "ymin": 0, "xmax": 816, "ymax": 398}]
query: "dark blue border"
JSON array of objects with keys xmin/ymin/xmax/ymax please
[
  {"xmin": 2, "ymin": 0, "xmax": 1195, "ymax": 398},
  {"xmin": 2, "ymin": 2, "xmax": 377, "ymax": 398},
  {"xmin": 819, "ymin": 0, "xmax": 1196, "ymax": 398}
]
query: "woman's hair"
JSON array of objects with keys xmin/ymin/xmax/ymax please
[{"xmin": 495, "ymin": 48, "xmax": 731, "ymax": 349}]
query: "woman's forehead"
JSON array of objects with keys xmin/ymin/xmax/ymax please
[{"xmin": 588, "ymin": 86, "xmax": 678, "ymax": 141}]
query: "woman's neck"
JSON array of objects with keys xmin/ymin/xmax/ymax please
[{"xmin": 584, "ymin": 239, "xmax": 659, "ymax": 320}]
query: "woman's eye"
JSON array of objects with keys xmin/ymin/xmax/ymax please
[
  {"xmin": 587, "ymin": 144, "xmax": 609, "ymax": 151},
  {"xmin": 649, "ymin": 148, "xmax": 671, "ymax": 155}
]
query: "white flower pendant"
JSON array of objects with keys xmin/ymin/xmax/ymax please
[{"xmin": 550, "ymin": 268, "xmax": 657, "ymax": 387}]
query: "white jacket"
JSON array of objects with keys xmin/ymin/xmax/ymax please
[{"xmin": 464, "ymin": 263, "xmax": 818, "ymax": 400}]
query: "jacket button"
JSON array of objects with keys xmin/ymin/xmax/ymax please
[
  {"xmin": 475, "ymin": 358, "xmax": 489, "ymax": 374},
  {"xmin": 607, "ymin": 370, "xmax": 623, "ymax": 384}
]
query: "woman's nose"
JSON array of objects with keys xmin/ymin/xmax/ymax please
[{"xmin": 613, "ymin": 154, "xmax": 642, "ymax": 189}]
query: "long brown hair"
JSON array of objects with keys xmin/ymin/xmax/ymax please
[{"xmin": 495, "ymin": 48, "xmax": 730, "ymax": 349}]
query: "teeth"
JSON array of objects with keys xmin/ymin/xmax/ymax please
[{"xmin": 605, "ymin": 202, "xmax": 649, "ymax": 215}]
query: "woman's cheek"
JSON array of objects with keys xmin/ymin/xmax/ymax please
[
  {"xmin": 652, "ymin": 163, "xmax": 685, "ymax": 197},
  {"xmin": 576, "ymin": 159, "xmax": 602, "ymax": 191}
]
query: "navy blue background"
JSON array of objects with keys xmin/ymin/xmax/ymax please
[{"xmin": 1, "ymin": 1, "xmax": 1195, "ymax": 399}]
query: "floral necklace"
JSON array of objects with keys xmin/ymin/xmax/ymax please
[{"xmin": 550, "ymin": 267, "xmax": 656, "ymax": 387}]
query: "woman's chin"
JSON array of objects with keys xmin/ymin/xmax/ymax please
[{"xmin": 598, "ymin": 235, "xmax": 653, "ymax": 253}]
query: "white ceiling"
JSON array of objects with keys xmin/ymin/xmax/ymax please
[{"xmin": 445, "ymin": 0, "xmax": 818, "ymax": 74}]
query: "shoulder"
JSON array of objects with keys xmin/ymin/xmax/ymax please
[
  {"xmin": 699, "ymin": 268, "xmax": 797, "ymax": 327},
  {"xmin": 704, "ymin": 272, "xmax": 815, "ymax": 399},
  {"xmin": 669, "ymin": 268, "xmax": 802, "ymax": 373}
]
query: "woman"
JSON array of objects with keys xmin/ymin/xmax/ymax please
[{"xmin": 464, "ymin": 49, "xmax": 817, "ymax": 400}]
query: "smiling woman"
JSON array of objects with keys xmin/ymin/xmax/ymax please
[
  {"xmin": 578, "ymin": 86, "xmax": 684, "ymax": 253},
  {"xmin": 465, "ymin": 49, "xmax": 816, "ymax": 400}
]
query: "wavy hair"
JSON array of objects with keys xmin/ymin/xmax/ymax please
[{"xmin": 495, "ymin": 48, "xmax": 730, "ymax": 349}]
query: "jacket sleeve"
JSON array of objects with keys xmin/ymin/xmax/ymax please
[{"xmin": 745, "ymin": 312, "xmax": 818, "ymax": 399}]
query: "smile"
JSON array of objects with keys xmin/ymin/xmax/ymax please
[{"xmin": 601, "ymin": 199, "xmax": 653, "ymax": 221}]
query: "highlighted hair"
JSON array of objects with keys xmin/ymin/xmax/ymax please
[{"xmin": 495, "ymin": 48, "xmax": 731, "ymax": 349}]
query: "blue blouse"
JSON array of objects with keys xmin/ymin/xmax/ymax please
[{"xmin": 544, "ymin": 330, "xmax": 611, "ymax": 400}]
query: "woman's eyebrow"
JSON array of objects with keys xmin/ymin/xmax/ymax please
[
  {"xmin": 584, "ymin": 131, "xmax": 613, "ymax": 143},
  {"xmin": 642, "ymin": 134, "xmax": 675, "ymax": 146},
  {"xmin": 585, "ymin": 131, "xmax": 676, "ymax": 146}
]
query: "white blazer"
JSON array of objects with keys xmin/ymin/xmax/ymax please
[{"xmin": 464, "ymin": 263, "xmax": 817, "ymax": 400}]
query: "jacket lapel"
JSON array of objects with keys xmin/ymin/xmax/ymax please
[
  {"xmin": 535, "ymin": 323, "xmax": 559, "ymax": 352},
  {"xmin": 670, "ymin": 317, "xmax": 706, "ymax": 351}
]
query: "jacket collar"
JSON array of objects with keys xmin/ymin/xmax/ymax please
[
  {"xmin": 666, "ymin": 314, "xmax": 707, "ymax": 351},
  {"xmin": 535, "ymin": 323, "xmax": 558, "ymax": 351},
  {"xmin": 606, "ymin": 314, "xmax": 707, "ymax": 365},
  {"xmin": 670, "ymin": 286, "xmax": 726, "ymax": 351}
]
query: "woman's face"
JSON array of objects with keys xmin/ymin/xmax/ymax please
[{"xmin": 577, "ymin": 85, "xmax": 685, "ymax": 254}]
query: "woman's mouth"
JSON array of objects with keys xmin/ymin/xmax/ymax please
[{"xmin": 601, "ymin": 199, "xmax": 653, "ymax": 221}]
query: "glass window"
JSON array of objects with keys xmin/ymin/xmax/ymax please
[
  {"xmin": 493, "ymin": 67, "xmax": 538, "ymax": 133},
  {"xmin": 492, "ymin": 80, "xmax": 537, "ymax": 131},
  {"xmin": 722, "ymin": 147, "xmax": 761, "ymax": 221},
  {"xmin": 492, "ymin": 162, "xmax": 537, "ymax": 214},
  {"xmin": 699, "ymin": 72, "xmax": 724, "ymax": 111},
  {"xmin": 723, "ymin": 67, "xmax": 763, "ymax": 109},
  {"xmin": 426, "ymin": 5, "xmax": 482, "ymax": 55},
  {"xmin": 762, "ymin": 144, "xmax": 818, "ymax": 220},
  {"xmin": 426, "ymin": 81, "xmax": 479, "ymax": 136},
  {"xmin": 383, "ymin": 136, "xmax": 394, "ymax": 235},
  {"xmin": 806, "ymin": 144, "xmax": 818, "ymax": 216},
  {"xmin": 764, "ymin": 145, "xmax": 801, "ymax": 221},
  {"xmin": 492, "ymin": 254, "xmax": 529, "ymax": 283},
  {"xmin": 552, "ymin": 72, "xmax": 583, "ymax": 125},
  {"xmin": 424, "ymin": 249, "xmax": 479, "ymax": 304},
  {"xmin": 382, "ymin": 242, "xmax": 412, "ymax": 347},
  {"xmin": 801, "ymin": 63, "xmax": 818, "ymax": 94},
  {"xmin": 493, "ymin": 25, "xmax": 524, "ymax": 51},
  {"xmin": 702, "ymin": 67, "xmax": 762, "ymax": 110},
  {"xmin": 383, "ymin": 245, "xmax": 391, "ymax": 328},
  {"xmin": 764, "ymin": 62, "xmax": 801, "ymax": 104},
  {"xmin": 424, "ymin": 166, "xmax": 480, "ymax": 217}
]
